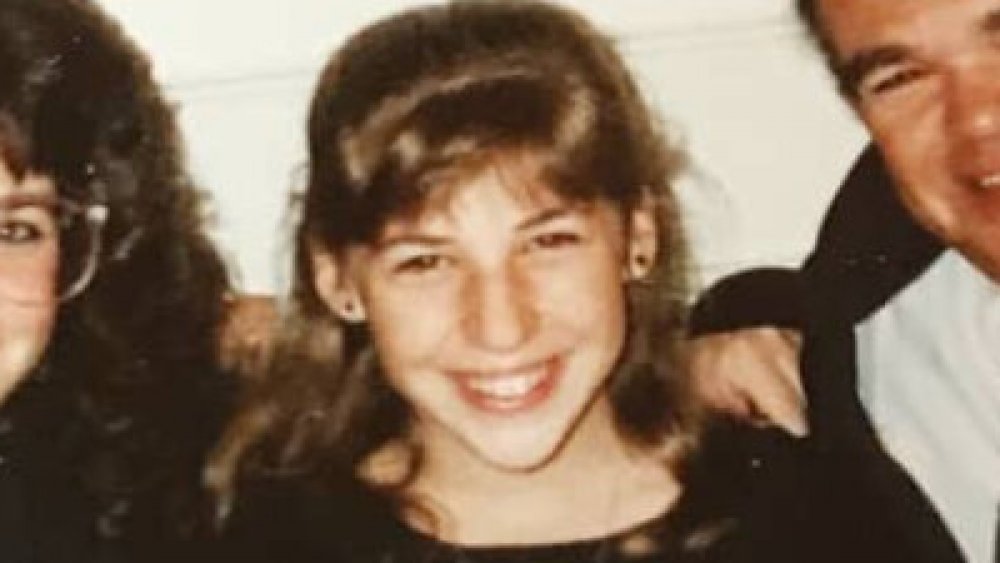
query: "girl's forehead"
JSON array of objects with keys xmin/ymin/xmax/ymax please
[
  {"xmin": 427, "ymin": 150, "xmax": 570, "ymax": 207},
  {"xmin": 383, "ymin": 162, "xmax": 572, "ymax": 232}
]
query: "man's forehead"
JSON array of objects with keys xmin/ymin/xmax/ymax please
[{"xmin": 819, "ymin": 0, "xmax": 1000, "ymax": 57}]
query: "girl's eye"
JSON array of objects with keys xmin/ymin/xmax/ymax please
[
  {"xmin": 392, "ymin": 253, "xmax": 450, "ymax": 275},
  {"xmin": 525, "ymin": 231, "xmax": 582, "ymax": 252}
]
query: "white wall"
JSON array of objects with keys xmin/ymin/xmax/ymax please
[{"xmin": 97, "ymin": 0, "xmax": 869, "ymax": 292}]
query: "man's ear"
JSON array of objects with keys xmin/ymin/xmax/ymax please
[
  {"xmin": 311, "ymin": 247, "xmax": 367, "ymax": 323},
  {"xmin": 626, "ymin": 197, "xmax": 658, "ymax": 281}
]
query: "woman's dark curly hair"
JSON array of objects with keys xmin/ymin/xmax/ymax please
[{"xmin": 0, "ymin": 0, "xmax": 233, "ymax": 553}]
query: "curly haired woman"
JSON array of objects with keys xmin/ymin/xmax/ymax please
[{"xmin": 0, "ymin": 1, "xmax": 235, "ymax": 561}]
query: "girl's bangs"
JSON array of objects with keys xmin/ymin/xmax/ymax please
[{"xmin": 335, "ymin": 71, "xmax": 608, "ymax": 244}]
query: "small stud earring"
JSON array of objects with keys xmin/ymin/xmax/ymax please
[
  {"xmin": 629, "ymin": 254, "xmax": 654, "ymax": 284},
  {"xmin": 633, "ymin": 254, "xmax": 650, "ymax": 275},
  {"xmin": 339, "ymin": 298, "xmax": 364, "ymax": 322}
]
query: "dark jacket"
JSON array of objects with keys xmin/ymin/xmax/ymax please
[
  {"xmin": 0, "ymin": 374, "xmax": 95, "ymax": 563},
  {"xmin": 690, "ymin": 145, "xmax": 964, "ymax": 563}
]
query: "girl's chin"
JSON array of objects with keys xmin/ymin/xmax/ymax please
[
  {"xmin": 458, "ymin": 417, "xmax": 572, "ymax": 473},
  {"xmin": 470, "ymin": 441, "xmax": 563, "ymax": 473}
]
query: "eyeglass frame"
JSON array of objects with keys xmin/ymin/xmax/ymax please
[
  {"xmin": 0, "ymin": 196, "xmax": 110, "ymax": 302},
  {"xmin": 58, "ymin": 198, "xmax": 109, "ymax": 301}
]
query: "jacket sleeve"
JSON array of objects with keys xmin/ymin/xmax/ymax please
[
  {"xmin": 690, "ymin": 144, "xmax": 943, "ymax": 335},
  {"xmin": 800, "ymin": 144, "xmax": 942, "ymax": 323},
  {"xmin": 689, "ymin": 268, "xmax": 804, "ymax": 336}
]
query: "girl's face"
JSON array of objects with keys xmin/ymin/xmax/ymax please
[
  {"xmin": 315, "ymin": 161, "xmax": 656, "ymax": 472},
  {"xmin": 0, "ymin": 159, "xmax": 59, "ymax": 403}
]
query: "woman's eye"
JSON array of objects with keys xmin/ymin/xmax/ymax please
[
  {"xmin": 0, "ymin": 219, "xmax": 45, "ymax": 245},
  {"xmin": 0, "ymin": 205, "xmax": 59, "ymax": 246}
]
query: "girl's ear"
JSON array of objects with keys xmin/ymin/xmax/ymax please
[
  {"xmin": 311, "ymin": 247, "xmax": 367, "ymax": 323},
  {"xmin": 626, "ymin": 197, "xmax": 658, "ymax": 281}
]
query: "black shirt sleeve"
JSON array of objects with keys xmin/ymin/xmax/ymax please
[{"xmin": 690, "ymin": 144, "xmax": 943, "ymax": 335}]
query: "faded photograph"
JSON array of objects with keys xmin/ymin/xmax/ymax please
[{"xmin": 2, "ymin": 1, "xmax": 993, "ymax": 562}]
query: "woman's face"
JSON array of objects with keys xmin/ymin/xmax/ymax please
[
  {"xmin": 0, "ymin": 159, "xmax": 59, "ymax": 403},
  {"xmin": 315, "ymin": 161, "xmax": 656, "ymax": 472}
]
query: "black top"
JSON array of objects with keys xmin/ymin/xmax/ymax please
[
  {"xmin": 0, "ymin": 365, "xmax": 233, "ymax": 563},
  {"xmin": 689, "ymin": 145, "xmax": 942, "ymax": 337},
  {"xmin": 219, "ymin": 419, "xmax": 890, "ymax": 563},
  {"xmin": 0, "ymin": 371, "xmax": 105, "ymax": 563}
]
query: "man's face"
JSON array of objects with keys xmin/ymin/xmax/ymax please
[{"xmin": 819, "ymin": 0, "xmax": 1000, "ymax": 281}]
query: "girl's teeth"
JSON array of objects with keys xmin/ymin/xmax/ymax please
[{"xmin": 466, "ymin": 369, "xmax": 544, "ymax": 398}]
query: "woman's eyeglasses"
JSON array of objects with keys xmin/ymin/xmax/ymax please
[{"xmin": 0, "ymin": 196, "xmax": 108, "ymax": 304}]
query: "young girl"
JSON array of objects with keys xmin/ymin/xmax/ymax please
[{"xmin": 214, "ymin": 2, "xmax": 873, "ymax": 561}]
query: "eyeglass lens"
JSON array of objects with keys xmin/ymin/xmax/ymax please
[{"xmin": 0, "ymin": 197, "xmax": 103, "ymax": 304}]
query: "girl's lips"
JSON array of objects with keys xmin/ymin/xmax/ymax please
[{"xmin": 451, "ymin": 357, "xmax": 562, "ymax": 413}]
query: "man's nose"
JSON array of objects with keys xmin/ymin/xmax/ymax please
[
  {"xmin": 462, "ymin": 266, "xmax": 537, "ymax": 352},
  {"xmin": 945, "ymin": 62, "xmax": 1000, "ymax": 143}
]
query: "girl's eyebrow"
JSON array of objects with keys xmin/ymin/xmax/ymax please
[
  {"xmin": 374, "ymin": 233, "xmax": 451, "ymax": 252},
  {"xmin": 373, "ymin": 204, "xmax": 586, "ymax": 252},
  {"xmin": 0, "ymin": 192, "xmax": 58, "ymax": 209},
  {"xmin": 515, "ymin": 206, "xmax": 579, "ymax": 232}
]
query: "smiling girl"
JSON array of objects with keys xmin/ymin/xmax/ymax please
[{"xmin": 213, "ymin": 2, "xmax": 875, "ymax": 562}]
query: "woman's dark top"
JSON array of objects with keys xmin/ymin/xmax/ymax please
[
  {"xmin": 220, "ymin": 419, "xmax": 893, "ymax": 563},
  {"xmin": 0, "ymin": 365, "xmax": 233, "ymax": 563}
]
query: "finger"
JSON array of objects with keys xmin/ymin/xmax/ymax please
[
  {"xmin": 745, "ymin": 372, "xmax": 808, "ymax": 437},
  {"xmin": 697, "ymin": 370, "xmax": 751, "ymax": 416},
  {"xmin": 773, "ymin": 329, "xmax": 805, "ymax": 399}
]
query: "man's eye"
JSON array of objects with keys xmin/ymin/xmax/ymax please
[{"xmin": 862, "ymin": 67, "xmax": 927, "ymax": 97}]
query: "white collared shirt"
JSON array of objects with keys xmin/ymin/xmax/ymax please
[{"xmin": 856, "ymin": 250, "xmax": 1000, "ymax": 563}]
